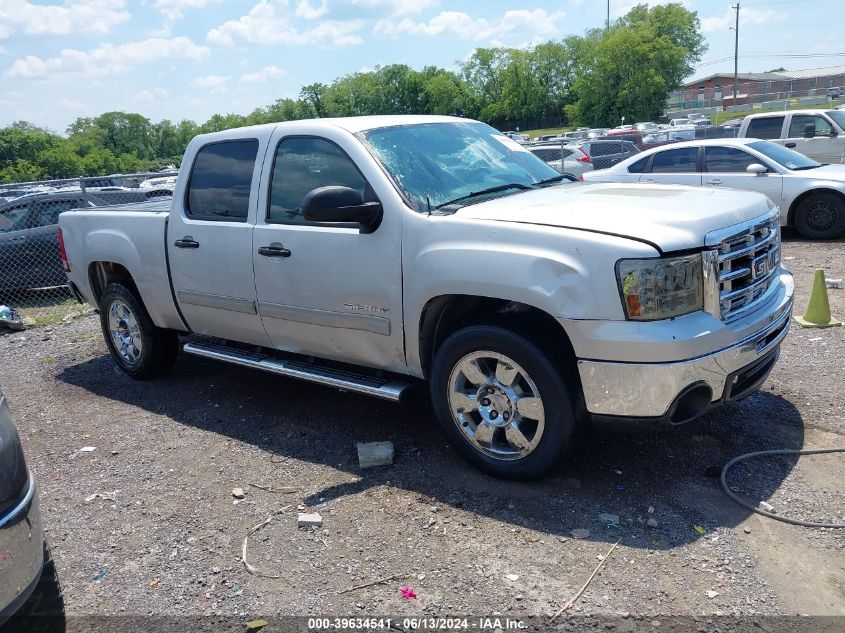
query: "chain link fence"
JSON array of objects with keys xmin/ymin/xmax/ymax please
[{"xmin": 0, "ymin": 171, "xmax": 176, "ymax": 326}]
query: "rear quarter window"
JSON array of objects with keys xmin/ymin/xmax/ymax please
[
  {"xmin": 186, "ymin": 139, "xmax": 259, "ymax": 221},
  {"xmin": 746, "ymin": 116, "xmax": 784, "ymax": 140},
  {"xmin": 627, "ymin": 156, "xmax": 649, "ymax": 173}
]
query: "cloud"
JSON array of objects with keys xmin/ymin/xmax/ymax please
[
  {"xmin": 5, "ymin": 36, "xmax": 209, "ymax": 78},
  {"xmin": 134, "ymin": 87, "xmax": 170, "ymax": 102},
  {"xmin": 240, "ymin": 65, "xmax": 287, "ymax": 83},
  {"xmin": 700, "ymin": 6, "xmax": 785, "ymax": 33},
  {"xmin": 207, "ymin": 1, "xmax": 364, "ymax": 47},
  {"xmin": 190, "ymin": 74, "xmax": 230, "ymax": 92},
  {"xmin": 295, "ymin": 0, "xmax": 328, "ymax": 20},
  {"xmin": 374, "ymin": 8, "xmax": 566, "ymax": 43},
  {"xmin": 350, "ymin": 0, "xmax": 439, "ymax": 16},
  {"xmin": 0, "ymin": 0, "xmax": 130, "ymax": 37},
  {"xmin": 58, "ymin": 98, "xmax": 84, "ymax": 111},
  {"xmin": 153, "ymin": 0, "xmax": 215, "ymax": 21}
]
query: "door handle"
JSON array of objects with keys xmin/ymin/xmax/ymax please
[
  {"xmin": 258, "ymin": 244, "xmax": 291, "ymax": 258},
  {"xmin": 705, "ymin": 179, "xmax": 723, "ymax": 185},
  {"xmin": 174, "ymin": 237, "xmax": 199, "ymax": 249},
  {"xmin": 785, "ymin": 142, "xmax": 796, "ymax": 148}
]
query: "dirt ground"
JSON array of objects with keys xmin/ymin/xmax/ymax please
[{"xmin": 1, "ymin": 231, "xmax": 843, "ymax": 632}]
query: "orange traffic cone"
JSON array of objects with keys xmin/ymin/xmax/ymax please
[{"xmin": 794, "ymin": 269, "xmax": 842, "ymax": 328}]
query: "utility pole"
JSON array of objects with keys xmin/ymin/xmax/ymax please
[
  {"xmin": 606, "ymin": 0, "xmax": 610, "ymax": 30},
  {"xmin": 732, "ymin": 1, "xmax": 740, "ymax": 100}
]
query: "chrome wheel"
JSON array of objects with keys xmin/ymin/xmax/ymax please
[
  {"xmin": 107, "ymin": 300, "xmax": 143, "ymax": 365},
  {"xmin": 447, "ymin": 351, "xmax": 546, "ymax": 461}
]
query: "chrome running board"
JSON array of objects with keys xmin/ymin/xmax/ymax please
[{"xmin": 183, "ymin": 342, "xmax": 411, "ymax": 402}]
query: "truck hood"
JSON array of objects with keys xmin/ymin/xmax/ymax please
[{"xmin": 455, "ymin": 182, "xmax": 773, "ymax": 252}]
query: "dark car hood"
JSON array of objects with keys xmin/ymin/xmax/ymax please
[{"xmin": 0, "ymin": 389, "xmax": 28, "ymax": 517}]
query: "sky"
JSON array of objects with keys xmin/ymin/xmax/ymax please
[{"xmin": 0, "ymin": 0, "xmax": 843, "ymax": 133}]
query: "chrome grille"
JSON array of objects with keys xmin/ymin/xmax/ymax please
[{"xmin": 713, "ymin": 214, "xmax": 781, "ymax": 321}]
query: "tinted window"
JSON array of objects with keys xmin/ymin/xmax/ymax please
[
  {"xmin": 529, "ymin": 147, "xmax": 562, "ymax": 162},
  {"xmin": 650, "ymin": 147, "xmax": 699, "ymax": 173},
  {"xmin": 33, "ymin": 198, "xmax": 83, "ymax": 226},
  {"xmin": 621, "ymin": 141, "xmax": 640, "ymax": 155},
  {"xmin": 704, "ymin": 147, "xmax": 761, "ymax": 173},
  {"xmin": 627, "ymin": 156, "xmax": 649, "ymax": 173},
  {"xmin": 788, "ymin": 114, "xmax": 833, "ymax": 138},
  {"xmin": 0, "ymin": 204, "xmax": 30, "ymax": 233},
  {"xmin": 591, "ymin": 141, "xmax": 622, "ymax": 156},
  {"xmin": 746, "ymin": 116, "xmax": 784, "ymax": 140},
  {"xmin": 269, "ymin": 137, "xmax": 369, "ymax": 224},
  {"xmin": 187, "ymin": 140, "xmax": 258, "ymax": 221}
]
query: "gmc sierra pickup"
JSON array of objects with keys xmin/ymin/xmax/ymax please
[{"xmin": 59, "ymin": 115, "xmax": 794, "ymax": 479}]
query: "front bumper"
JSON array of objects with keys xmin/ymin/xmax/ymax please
[
  {"xmin": 0, "ymin": 472, "xmax": 44, "ymax": 624},
  {"xmin": 576, "ymin": 272, "xmax": 794, "ymax": 420}
]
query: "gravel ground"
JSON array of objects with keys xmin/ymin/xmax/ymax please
[{"xmin": 1, "ymin": 233, "xmax": 843, "ymax": 631}]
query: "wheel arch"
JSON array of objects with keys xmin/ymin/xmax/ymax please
[
  {"xmin": 88, "ymin": 261, "xmax": 140, "ymax": 307},
  {"xmin": 418, "ymin": 294, "xmax": 582, "ymax": 396},
  {"xmin": 786, "ymin": 187, "xmax": 845, "ymax": 226}
]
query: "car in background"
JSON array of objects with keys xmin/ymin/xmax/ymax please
[
  {"xmin": 687, "ymin": 113, "xmax": 712, "ymax": 126},
  {"xmin": 0, "ymin": 191, "xmax": 112, "ymax": 296},
  {"xmin": 502, "ymin": 131, "xmax": 529, "ymax": 142},
  {"xmin": 587, "ymin": 128, "xmax": 609, "ymax": 138},
  {"xmin": 722, "ymin": 117, "xmax": 745, "ymax": 129},
  {"xmin": 635, "ymin": 122, "xmax": 661, "ymax": 133},
  {"xmin": 606, "ymin": 125, "xmax": 635, "ymax": 135},
  {"xmin": 0, "ymin": 387, "xmax": 44, "ymax": 626},
  {"xmin": 582, "ymin": 138, "xmax": 845, "ymax": 239},
  {"xmin": 736, "ymin": 109, "xmax": 845, "ymax": 163},
  {"xmin": 669, "ymin": 117, "xmax": 693, "ymax": 128},
  {"xmin": 827, "ymin": 86, "xmax": 842, "ymax": 99},
  {"xmin": 578, "ymin": 139, "xmax": 641, "ymax": 170},
  {"xmin": 527, "ymin": 143, "xmax": 594, "ymax": 179}
]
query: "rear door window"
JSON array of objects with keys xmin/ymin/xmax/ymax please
[
  {"xmin": 32, "ymin": 198, "xmax": 83, "ymax": 226},
  {"xmin": 650, "ymin": 147, "xmax": 699, "ymax": 173},
  {"xmin": 627, "ymin": 156, "xmax": 649, "ymax": 173},
  {"xmin": 187, "ymin": 139, "xmax": 259, "ymax": 221},
  {"xmin": 746, "ymin": 116, "xmax": 785, "ymax": 139}
]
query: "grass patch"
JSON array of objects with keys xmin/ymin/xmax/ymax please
[{"xmin": 16, "ymin": 297, "xmax": 95, "ymax": 328}]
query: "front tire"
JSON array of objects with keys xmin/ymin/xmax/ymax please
[
  {"xmin": 99, "ymin": 282, "xmax": 178, "ymax": 379},
  {"xmin": 794, "ymin": 193, "xmax": 845, "ymax": 239},
  {"xmin": 429, "ymin": 325, "xmax": 577, "ymax": 480}
]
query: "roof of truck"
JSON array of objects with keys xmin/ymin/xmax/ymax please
[{"xmin": 198, "ymin": 115, "xmax": 468, "ymax": 140}]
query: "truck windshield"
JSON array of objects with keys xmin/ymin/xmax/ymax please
[
  {"xmin": 826, "ymin": 110, "xmax": 845, "ymax": 131},
  {"xmin": 360, "ymin": 121, "xmax": 562, "ymax": 211},
  {"xmin": 748, "ymin": 141, "xmax": 823, "ymax": 171}
]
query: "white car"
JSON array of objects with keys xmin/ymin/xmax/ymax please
[{"xmin": 583, "ymin": 138, "xmax": 845, "ymax": 239}]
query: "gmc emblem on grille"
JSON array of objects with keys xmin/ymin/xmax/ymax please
[{"xmin": 752, "ymin": 254, "xmax": 769, "ymax": 279}]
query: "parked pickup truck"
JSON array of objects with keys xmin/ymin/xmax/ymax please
[
  {"xmin": 737, "ymin": 109, "xmax": 845, "ymax": 163},
  {"xmin": 59, "ymin": 116, "xmax": 794, "ymax": 479}
]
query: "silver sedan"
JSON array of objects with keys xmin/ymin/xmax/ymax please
[{"xmin": 583, "ymin": 138, "xmax": 845, "ymax": 239}]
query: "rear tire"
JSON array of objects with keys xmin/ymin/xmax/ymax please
[
  {"xmin": 99, "ymin": 282, "xmax": 178, "ymax": 379},
  {"xmin": 794, "ymin": 193, "xmax": 845, "ymax": 239},
  {"xmin": 429, "ymin": 325, "xmax": 577, "ymax": 480}
]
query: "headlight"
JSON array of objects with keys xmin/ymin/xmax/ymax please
[{"xmin": 616, "ymin": 254, "xmax": 703, "ymax": 320}]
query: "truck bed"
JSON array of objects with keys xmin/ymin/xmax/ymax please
[{"xmin": 59, "ymin": 202, "xmax": 186, "ymax": 331}]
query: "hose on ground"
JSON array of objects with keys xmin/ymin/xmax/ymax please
[{"xmin": 720, "ymin": 447, "xmax": 845, "ymax": 529}]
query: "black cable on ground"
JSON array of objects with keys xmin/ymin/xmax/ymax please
[{"xmin": 720, "ymin": 447, "xmax": 845, "ymax": 528}]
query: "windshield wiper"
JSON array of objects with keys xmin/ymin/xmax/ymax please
[
  {"xmin": 791, "ymin": 164, "xmax": 826, "ymax": 171},
  {"xmin": 436, "ymin": 183, "xmax": 534, "ymax": 209},
  {"xmin": 534, "ymin": 175, "xmax": 566, "ymax": 186}
]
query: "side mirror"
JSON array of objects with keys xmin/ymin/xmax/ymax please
[
  {"xmin": 746, "ymin": 163, "xmax": 767, "ymax": 176},
  {"xmin": 302, "ymin": 186, "xmax": 382, "ymax": 233},
  {"xmin": 803, "ymin": 123, "xmax": 816, "ymax": 138}
]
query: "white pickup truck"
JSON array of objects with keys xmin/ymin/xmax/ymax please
[
  {"xmin": 737, "ymin": 109, "xmax": 845, "ymax": 163},
  {"xmin": 59, "ymin": 115, "xmax": 794, "ymax": 479}
]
